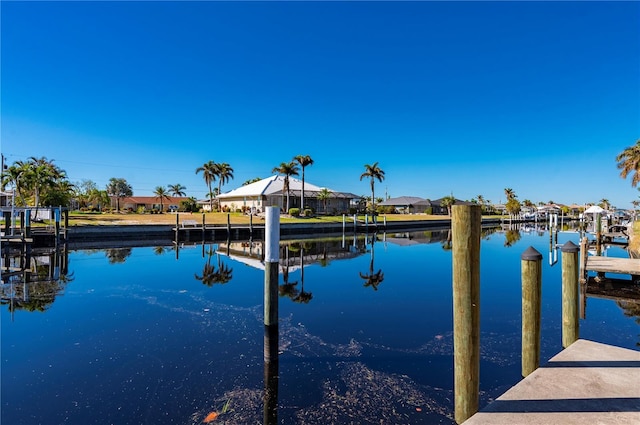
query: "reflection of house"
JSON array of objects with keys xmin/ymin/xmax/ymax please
[
  {"xmin": 112, "ymin": 196, "xmax": 190, "ymax": 212},
  {"xmin": 216, "ymin": 239, "xmax": 365, "ymax": 271},
  {"xmin": 384, "ymin": 230, "xmax": 449, "ymax": 245},
  {"xmin": 215, "ymin": 175, "xmax": 358, "ymax": 214},
  {"xmin": 379, "ymin": 196, "xmax": 432, "ymax": 214}
]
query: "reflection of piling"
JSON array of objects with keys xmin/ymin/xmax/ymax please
[
  {"xmin": 561, "ymin": 241, "xmax": 580, "ymax": 348},
  {"xmin": 521, "ymin": 246, "xmax": 542, "ymax": 377},
  {"xmin": 264, "ymin": 207, "xmax": 279, "ymax": 327},
  {"xmin": 579, "ymin": 237, "xmax": 588, "ymax": 319},
  {"xmin": 452, "ymin": 204, "xmax": 481, "ymax": 424},
  {"xmin": 263, "ymin": 324, "xmax": 279, "ymax": 425}
]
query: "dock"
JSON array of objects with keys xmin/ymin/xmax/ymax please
[{"xmin": 463, "ymin": 339, "xmax": 640, "ymax": 425}]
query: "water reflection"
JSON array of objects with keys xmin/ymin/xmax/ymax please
[
  {"xmin": 3, "ymin": 226, "xmax": 640, "ymax": 424},
  {"xmin": 105, "ymin": 247, "xmax": 132, "ymax": 264},
  {"xmin": 359, "ymin": 236, "xmax": 384, "ymax": 291},
  {"xmin": 1, "ymin": 245, "xmax": 72, "ymax": 314}
]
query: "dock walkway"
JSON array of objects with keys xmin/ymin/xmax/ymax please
[{"xmin": 464, "ymin": 339, "xmax": 640, "ymax": 424}]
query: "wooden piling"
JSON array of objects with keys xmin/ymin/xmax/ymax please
[
  {"xmin": 263, "ymin": 323, "xmax": 279, "ymax": 425},
  {"xmin": 452, "ymin": 204, "xmax": 481, "ymax": 424},
  {"xmin": 202, "ymin": 213, "xmax": 206, "ymax": 239},
  {"xmin": 24, "ymin": 209, "xmax": 31, "ymax": 237},
  {"xmin": 227, "ymin": 213, "xmax": 231, "ymax": 237},
  {"xmin": 521, "ymin": 246, "xmax": 542, "ymax": 377},
  {"xmin": 561, "ymin": 241, "xmax": 580, "ymax": 348},
  {"xmin": 264, "ymin": 207, "xmax": 280, "ymax": 327}
]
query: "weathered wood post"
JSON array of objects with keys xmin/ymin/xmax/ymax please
[
  {"xmin": 342, "ymin": 214, "xmax": 346, "ymax": 234},
  {"xmin": 561, "ymin": 241, "xmax": 580, "ymax": 348},
  {"xmin": 579, "ymin": 237, "xmax": 588, "ymax": 319},
  {"xmin": 250, "ymin": 213, "xmax": 253, "ymax": 237},
  {"xmin": 202, "ymin": 213, "xmax": 206, "ymax": 240},
  {"xmin": 452, "ymin": 204, "xmax": 481, "ymax": 424},
  {"xmin": 263, "ymin": 319, "xmax": 279, "ymax": 425},
  {"xmin": 54, "ymin": 207, "xmax": 61, "ymax": 248},
  {"xmin": 227, "ymin": 213, "xmax": 231, "ymax": 238},
  {"xmin": 521, "ymin": 246, "xmax": 542, "ymax": 377},
  {"xmin": 353, "ymin": 214, "xmax": 357, "ymax": 231},
  {"xmin": 264, "ymin": 206, "xmax": 280, "ymax": 327},
  {"xmin": 19, "ymin": 211, "xmax": 25, "ymax": 236},
  {"xmin": 24, "ymin": 209, "xmax": 31, "ymax": 237}
]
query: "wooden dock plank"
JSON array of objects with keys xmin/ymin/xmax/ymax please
[
  {"xmin": 463, "ymin": 339, "xmax": 640, "ymax": 425},
  {"xmin": 586, "ymin": 257, "xmax": 640, "ymax": 275}
]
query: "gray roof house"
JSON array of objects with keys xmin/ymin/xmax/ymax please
[{"xmin": 214, "ymin": 175, "xmax": 359, "ymax": 214}]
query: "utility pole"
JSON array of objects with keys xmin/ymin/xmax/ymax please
[{"xmin": 1, "ymin": 153, "xmax": 6, "ymax": 192}]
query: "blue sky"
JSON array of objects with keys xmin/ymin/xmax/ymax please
[{"xmin": 2, "ymin": 1, "xmax": 639, "ymax": 208}]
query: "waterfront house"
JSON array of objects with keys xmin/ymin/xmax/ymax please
[
  {"xmin": 379, "ymin": 196, "xmax": 433, "ymax": 214},
  {"xmin": 215, "ymin": 175, "xmax": 358, "ymax": 214},
  {"xmin": 112, "ymin": 196, "xmax": 189, "ymax": 212}
]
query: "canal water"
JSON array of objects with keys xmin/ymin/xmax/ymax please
[{"xmin": 2, "ymin": 227, "xmax": 638, "ymax": 424}]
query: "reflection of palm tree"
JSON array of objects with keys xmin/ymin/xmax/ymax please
[
  {"xmin": 154, "ymin": 246, "xmax": 168, "ymax": 255},
  {"xmin": 278, "ymin": 245, "xmax": 300, "ymax": 301},
  {"xmin": 194, "ymin": 245, "xmax": 233, "ymax": 286},
  {"xmin": 359, "ymin": 237, "xmax": 384, "ymax": 290},
  {"xmin": 105, "ymin": 248, "xmax": 132, "ymax": 264},
  {"xmin": 616, "ymin": 300, "xmax": 640, "ymax": 346},
  {"xmin": 213, "ymin": 261, "xmax": 233, "ymax": 284},
  {"xmin": 293, "ymin": 247, "xmax": 313, "ymax": 303},
  {"xmin": 441, "ymin": 229, "xmax": 452, "ymax": 251},
  {"xmin": 195, "ymin": 263, "xmax": 216, "ymax": 286},
  {"xmin": 504, "ymin": 229, "xmax": 522, "ymax": 247}
]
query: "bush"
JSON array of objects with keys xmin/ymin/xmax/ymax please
[
  {"xmin": 289, "ymin": 208, "xmax": 300, "ymax": 217},
  {"xmin": 347, "ymin": 207, "xmax": 358, "ymax": 215},
  {"xmin": 303, "ymin": 208, "xmax": 313, "ymax": 217}
]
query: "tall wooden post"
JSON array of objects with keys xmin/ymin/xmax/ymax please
[
  {"xmin": 24, "ymin": 209, "xmax": 31, "ymax": 237},
  {"xmin": 263, "ymin": 319, "xmax": 279, "ymax": 425},
  {"xmin": 561, "ymin": 241, "xmax": 580, "ymax": 348},
  {"xmin": 202, "ymin": 213, "xmax": 206, "ymax": 240},
  {"xmin": 521, "ymin": 246, "xmax": 542, "ymax": 377},
  {"xmin": 250, "ymin": 213, "xmax": 253, "ymax": 237},
  {"xmin": 264, "ymin": 207, "xmax": 279, "ymax": 327},
  {"xmin": 263, "ymin": 207, "xmax": 279, "ymax": 424},
  {"xmin": 452, "ymin": 204, "xmax": 481, "ymax": 424},
  {"xmin": 227, "ymin": 213, "xmax": 231, "ymax": 238}
]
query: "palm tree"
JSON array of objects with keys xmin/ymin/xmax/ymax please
[
  {"xmin": 106, "ymin": 177, "xmax": 133, "ymax": 212},
  {"xmin": 504, "ymin": 188, "xmax": 516, "ymax": 201},
  {"xmin": 441, "ymin": 195, "xmax": 456, "ymax": 216},
  {"xmin": 616, "ymin": 140, "xmax": 640, "ymax": 187},
  {"xmin": 476, "ymin": 195, "xmax": 485, "ymax": 212},
  {"xmin": 294, "ymin": 155, "xmax": 314, "ymax": 212},
  {"xmin": 196, "ymin": 161, "xmax": 217, "ymax": 212},
  {"xmin": 599, "ymin": 198, "xmax": 611, "ymax": 210},
  {"xmin": 272, "ymin": 161, "xmax": 299, "ymax": 213},
  {"xmin": 360, "ymin": 162, "xmax": 385, "ymax": 213},
  {"xmin": 243, "ymin": 177, "xmax": 262, "ymax": 186},
  {"xmin": 317, "ymin": 188, "xmax": 331, "ymax": 214},
  {"xmin": 215, "ymin": 163, "xmax": 234, "ymax": 208},
  {"xmin": 153, "ymin": 186, "xmax": 171, "ymax": 212},
  {"xmin": 168, "ymin": 183, "xmax": 186, "ymax": 197},
  {"xmin": 87, "ymin": 189, "xmax": 110, "ymax": 212}
]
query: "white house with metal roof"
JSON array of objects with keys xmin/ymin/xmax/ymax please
[{"xmin": 213, "ymin": 175, "xmax": 358, "ymax": 214}]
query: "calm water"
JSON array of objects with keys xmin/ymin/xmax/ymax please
[{"xmin": 2, "ymin": 227, "xmax": 638, "ymax": 424}]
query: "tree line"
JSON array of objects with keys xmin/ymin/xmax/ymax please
[{"xmin": 2, "ymin": 140, "xmax": 638, "ymax": 214}]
